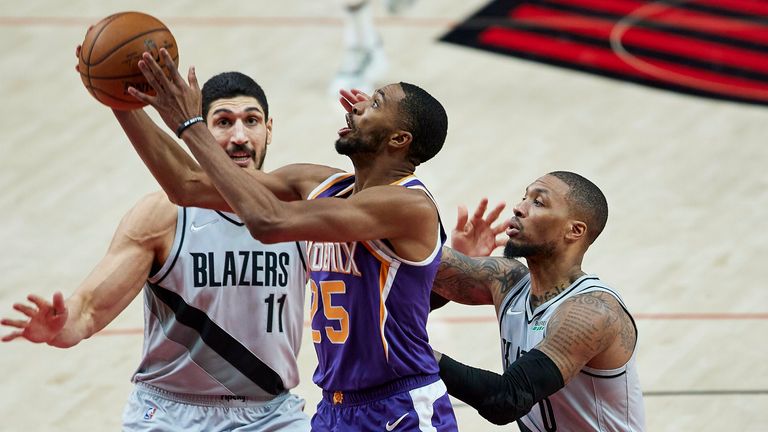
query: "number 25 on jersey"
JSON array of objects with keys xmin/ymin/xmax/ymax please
[{"xmin": 310, "ymin": 280, "xmax": 350, "ymax": 344}]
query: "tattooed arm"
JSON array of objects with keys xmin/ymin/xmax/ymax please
[
  {"xmin": 436, "ymin": 291, "xmax": 636, "ymax": 425},
  {"xmin": 536, "ymin": 291, "xmax": 637, "ymax": 383},
  {"xmin": 434, "ymin": 247, "xmax": 528, "ymax": 310}
]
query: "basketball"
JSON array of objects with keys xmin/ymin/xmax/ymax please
[{"xmin": 78, "ymin": 11, "xmax": 178, "ymax": 110}]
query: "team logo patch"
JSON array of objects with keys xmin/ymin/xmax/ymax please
[
  {"xmin": 441, "ymin": 0, "xmax": 768, "ymax": 106},
  {"xmin": 532, "ymin": 320, "xmax": 547, "ymax": 331},
  {"xmin": 143, "ymin": 406, "xmax": 157, "ymax": 421}
]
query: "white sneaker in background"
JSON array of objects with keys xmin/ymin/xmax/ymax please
[
  {"xmin": 384, "ymin": 0, "xmax": 416, "ymax": 15},
  {"xmin": 328, "ymin": 45, "xmax": 389, "ymax": 95}
]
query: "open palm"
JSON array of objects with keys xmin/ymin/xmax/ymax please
[
  {"xmin": 1, "ymin": 292, "xmax": 68, "ymax": 343},
  {"xmin": 451, "ymin": 198, "xmax": 509, "ymax": 257}
]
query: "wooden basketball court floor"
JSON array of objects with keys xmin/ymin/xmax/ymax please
[{"xmin": 1, "ymin": 1, "xmax": 766, "ymax": 431}]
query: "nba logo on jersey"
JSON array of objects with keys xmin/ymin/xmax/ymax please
[{"xmin": 143, "ymin": 406, "xmax": 157, "ymax": 421}]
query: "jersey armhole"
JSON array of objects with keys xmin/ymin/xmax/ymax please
[{"xmin": 148, "ymin": 207, "xmax": 186, "ymax": 284}]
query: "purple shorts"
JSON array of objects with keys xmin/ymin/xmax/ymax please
[{"xmin": 311, "ymin": 374, "xmax": 457, "ymax": 432}]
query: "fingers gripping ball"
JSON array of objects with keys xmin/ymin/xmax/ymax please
[{"xmin": 79, "ymin": 11, "xmax": 179, "ymax": 110}]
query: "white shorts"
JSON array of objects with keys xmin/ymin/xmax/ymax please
[{"xmin": 122, "ymin": 382, "xmax": 310, "ymax": 432}]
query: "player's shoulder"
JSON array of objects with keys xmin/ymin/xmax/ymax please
[
  {"xmin": 357, "ymin": 182, "xmax": 435, "ymax": 210},
  {"xmin": 564, "ymin": 289, "xmax": 624, "ymax": 314},
  {"xmin": 119, "ymin": 191, "xmax": 177, "ymax": 242},
  {"xmin": 555, "ymin": 289, "xmax": 628, "ymax": 337}
]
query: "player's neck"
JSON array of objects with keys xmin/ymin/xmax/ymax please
[
  {"xmin": 526, "ymin": 259, "xmax": 585, "ymax": 309},
  {"xmin": 350, "ymin": 157, "xmax": 415, "ymax": 192}
]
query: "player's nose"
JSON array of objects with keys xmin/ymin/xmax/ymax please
[
  {"xmin": 512, "ymin": 202, "xmax": 526, "ymax": 218},
  {"xmin": 231, "ymin": 120, "xmax": 248, "ymax": 144}
]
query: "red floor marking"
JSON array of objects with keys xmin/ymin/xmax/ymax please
[
  {"xmin": 0, "ymin": 15, "xmax": 455, "ymax": 28},
  {"xmin": 94, "ymin": 312, "xmax": 768, "ymax": 336}
]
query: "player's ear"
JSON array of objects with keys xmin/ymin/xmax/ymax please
[
  {"xmin": 266, "ymin": 117, "xmax": 273, "ymax": 146},
  {"xmin": 565, "ymin": 220, "xmax": 587, "ymax": 242},
  {"xmin": 390, "ymin": 131, "xmax": 412, "ymax": 150}
]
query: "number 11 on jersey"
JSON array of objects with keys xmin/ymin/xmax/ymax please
[{"xmin": 264, "ymin": 293, "xmax": 286, "ymax": 333}]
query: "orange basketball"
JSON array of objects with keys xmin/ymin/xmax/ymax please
[{"xmin": 78, "ymin": 11, "xmax": 179, "ymax": 110}]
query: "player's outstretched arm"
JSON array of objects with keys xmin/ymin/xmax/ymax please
[
  {"xmin": 127, "ymin": 49, "xmax": 338, "ymax": 210},
  {"xmin": 129, "ymin": 49, "xmax": 429, "ymax": 246},
  {"xmin": 112, "ymin": 109, "xmax": 234, "ymax": 209},
  {"xmin": 1, "ymin": 192, "xmax": 171, "ymax": 347}
]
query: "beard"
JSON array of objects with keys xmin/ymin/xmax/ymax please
[
  {"xmin": 503, "ymin": 239, "xmax": 556, "ymax": 259},
  {"xmin": 335, "ymin": 129, "xmax": 386, "ymax": 156},
  {"xmin": 227, "ymin": 142, "xmax": 266, "ymax": 170}
]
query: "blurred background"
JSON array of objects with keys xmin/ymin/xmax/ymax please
[{"xmin": 1, "ymin": 1, "xmax": 766, "ymax": 431}]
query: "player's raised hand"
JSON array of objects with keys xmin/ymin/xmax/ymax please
[
  {"xmin": 451, "ymin": 198, "xmax": 509, "ymax": 257},
  {"xmin": 339, "ymin": 88, "xmax": 370, "ymax": 113},
  {"xmin": 1, "ymin": 292, "xmax": 69, "ymax": 344},
  {"xmin": 129, "ymin": 48, "xmax": 202, "ymax": 135}
]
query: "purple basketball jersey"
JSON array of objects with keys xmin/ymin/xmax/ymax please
[{"xmin": 306, "ymin": 173, "xmax": 446, "ymax": 392}]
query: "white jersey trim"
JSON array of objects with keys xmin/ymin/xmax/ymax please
[
  {"xmin": 148, "ymin": 207, "xmax": 185, "ymax": 284},
  {"xmin": 365, "ymin": 177, "xmax": 444, "ymax": 267},
  {"xmin": 306, "ymin": 172, "xmax": 354, "ymax": 200}
]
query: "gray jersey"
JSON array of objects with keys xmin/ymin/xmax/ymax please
[
  {"xmin": 134, "ymin": 207, "xmax": 308, "ymax": 399},
  {"xmin": 499, "ymin": 274, "xmax": 645, "ymax": 432}
]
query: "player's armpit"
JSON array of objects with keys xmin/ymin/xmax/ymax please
[
  {"xmin": 535, "ymin": 291, "xmax": 629, "ymax": 383},
  {"xmin": 438, "ymin": 349, "xmax": 564, "ymax": 425},
  {"xmin": 429, "ymin": 291, "xmax": 450, "ymax": 311}
]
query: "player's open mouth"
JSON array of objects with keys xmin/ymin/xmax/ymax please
[
  {"xmin": 506, "ymin": 219, "xmax": 521, "ymax": 236},
  {"xmin": 229, "ymin": 151, "xmax": 252, "ymax": 167},
  {"xmin": 338, "ymin": 113, "xmax": 353, "ymax": 137}
]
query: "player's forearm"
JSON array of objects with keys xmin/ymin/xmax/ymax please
[
  {"xmin": 47, "ymin": 296, "xmax": 94, "ymax": 348},
  {"xmin": 433, "ymin": 247, "xmax": 495, "ymax": 305},
  {"xmin": 113, "ymin": 109, "xmax": 210, "ymax": 205},
  {"xmin": 438, "ymin": 349, "xmax": 564, "ymax": 426},
  {"xmin": 181, "ymin": 124, "xmax": 286, "ymax": 239}
]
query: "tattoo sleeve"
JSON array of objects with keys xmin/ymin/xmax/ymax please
[
  {"xmin": 536, "ymin": 291, "xmax": 634, "ymax": 383},
  {"xmin": 433, "ymin": 247, "xmax": 528, "ymax": 306}
]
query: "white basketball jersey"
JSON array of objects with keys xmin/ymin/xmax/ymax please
[
  {"xmin": 133, "ymin": 207, "xmax": 308, "ymax": 399},
  {"xmin": 499, "ymin": 274, "xmax": 646, "ymax": 432}
]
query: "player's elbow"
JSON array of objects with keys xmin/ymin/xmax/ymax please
[
  {"xmin": 242, "ymin": 213, "xmax": 286, "ymax": 244},
  {"xmin": 478, "ymin": 405, "xmax": 520, "ymax": 426},
  {"xmin": 475, "ymin": 386, "xmax": 532, "ymax": 425},
  {"xmin": 163, "ymin": 176, "xmax": 200, "ymax": 206},
  {"xmin": 165, "ymin": 188, "xmax": 188, "ymax": 206}
]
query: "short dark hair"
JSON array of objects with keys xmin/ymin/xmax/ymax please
[
  {"xmin": 201, "ymin": 72, "xmax": 269, "ymax": 120},
  {"xmin": 397, "ymin": 82, "xmax": 448, "ymax": 165},
  {"xmin": 549, "ymin": 171, "xmax": 608, "ymax": 244}
]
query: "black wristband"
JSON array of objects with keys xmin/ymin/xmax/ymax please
[{"xmin": 176, "ymin": 115, "xmax": 204, "ymax": 138}]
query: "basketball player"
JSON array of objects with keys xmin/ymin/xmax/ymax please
[
  {"xmin": 1, "ymin": 70, "xmax": 311, "ymax": 431},
  {"xmin": 126, "ymin": 49, "xmax": 458, "ymax": 431},
  {"xmin": 433, "ymin": 171, "xmax": 646, "ymax": 431}
]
